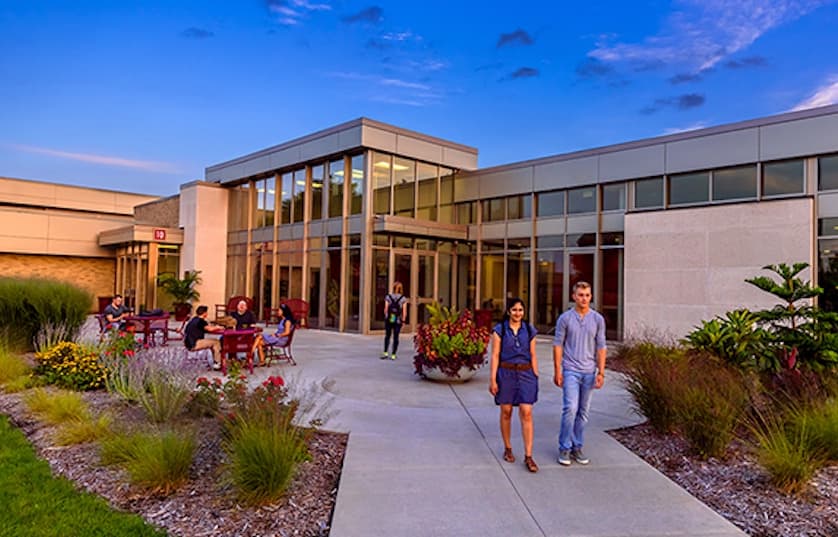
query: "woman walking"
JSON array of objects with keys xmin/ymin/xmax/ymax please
[
  {"xmin": 381, "ymin": 281, "xmax": 407, "ymax": 360},
  {"xmin": 489, "ymin": 297, "xmax": 539, "ymax": 472}
]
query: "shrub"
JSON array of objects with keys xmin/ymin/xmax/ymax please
[
  {"xmin": 186, "ymin": 376, "xmax": 224, "ymax": 417},
  {"xmin": 0, "ymin": 277, "xmax": 91, "ymax": 352},
  {"xmin": 24, "ymin": 388, "xmax": 91, "ymax": 425},
  {"xmin": 137, "ymin": 369, "xmax": 194, "ymax": 423},
  {"xmin": 3, "ymin": 375, "xmax": 36, "ymax": 393},
  {"xmin": 622, "ymin": 342, "xmax": 688, "ymax": 433},
  {"xmin": 683, "ymin": 309, "xmax": 771, "ymax": 370},
  {"xmin": 101, "ymin": 429, "xmax": 195, "ymax": 495},
  {"xmin": 749, "ymin": 407, "xmax": 825, "ymax": 494},
  {"xmin": 55, "ymin": 414, "xmax": 113, "ymax": 446},
  {"xmin": 674, "ymin": 360, "xmax": 749, "ymax": 458},
  {"xmin": 34, "ymin": 341, "xmax": 107, "ymax": 391},
  {"xmin": 413, "ymin": 305, "xmax": 491, "ymax": 378},
  {"xmin": 792, "ymin": 399, "xmax": 838, "ymax": 462},
  {"xmin": 0, "ymin": 345, "xmax": 30, "ymax": 385}
]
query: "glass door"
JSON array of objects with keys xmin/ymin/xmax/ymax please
[
  {"xmin": 565, "ymin": 250, "xmax": 595, "ymax": 311},
  {"xmin": 392, "ymin": 249, "xmax": 413, "ymax": 330},
  {"xmin": 415, "ymin": 252, "xmax": 437, "ymax": 328}
]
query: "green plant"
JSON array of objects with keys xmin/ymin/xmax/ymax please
[
  {"xmin": 413, "ymin": 305, "xmax": 491, "ymax": 378},
  {"xmin": 622, "ymin": 343, "xmax": 688, "ymax": 433},
  {"xmin": 157, "ymin": 270, "xmax": 202, "ymax": 307},
  {"xmin": 0, "ymin": 416, "xmax": 165, "ymax": 537},
  {"xmin": 55, "ymin": 414, "xmax": 113, "ymax": 446},
  {"xmin": 683, "ymin": 310, "xmax": 771, "ymax": 370},
  {"xmin": 123, "ymin": 430, "xmax": 196, "ymax": 495},
  {"xmin": 673, "ymin": 360, "xmax": 749, "ymax": 458},
  {"xmin": 100, "ymin": 431, "xmax": 147, "ymax": 466},
  {"xmin": 34, "ymin": 341, "xmax": 108, "ymax": 391},
  {"xmin": 136, "ymin": 368, "xmax": 194, "ymax": 423},
  {"xmin": 0, "ymin": 345, "xmax": 30, "ymax": 385},
  {"xmin": 0, "ymin": 277, "xmax": 91, "ymax": 352},
  {"xmin": 186, "ymin": 376, "xmax": 224, "ymax": 417},
  {"xmin": 24, "ymin": 388, "xmax": 91, "ymax": 425}
]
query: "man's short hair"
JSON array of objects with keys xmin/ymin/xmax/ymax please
[
  {"xmin": 196, "ymin": 305, "xmax": 208, "ymax": 316},
  {"xmin": 573, "ymin": 281, "xmax": 592, "ymax": 293},
  {"xmin": 113, "ymin": 294, "xmax": 123, "ymax": 300}
]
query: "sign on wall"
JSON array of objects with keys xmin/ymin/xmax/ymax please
[{"xmin": 153, "ymin": 229, "xmax": 166, "ymax": 241}]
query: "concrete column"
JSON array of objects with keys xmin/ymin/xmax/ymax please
[{"xmin": 179, "ymin": 181, "xmax": 229, "ymax": 312}]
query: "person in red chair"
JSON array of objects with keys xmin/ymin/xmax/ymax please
[
  {"xmin": 254, "ymin": 304, "xmax": 295, "ymax": 366},
  {"xmin": 103, "ymin": 294, "xmax": 130, "ymax": 331},
  {"xmin": 230, "ymin": 299, "xmax": 257, "ymax": 329}
]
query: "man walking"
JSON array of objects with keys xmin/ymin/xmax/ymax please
[{"xmin": 553, "ymin": 281, "xmax": 606, "ymax": 466}]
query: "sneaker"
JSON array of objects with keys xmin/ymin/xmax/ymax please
[
  {"xmin": 571, "ymin": 448, "xmax": 589, "ymax": 465},
  {"xmin": 211, "ymin": 363, "xmax": 221, "ymax": 371},
  {"xmin": 557, "ymin": 449, "xmax": 571, "ymax": 466},
  {"xmin": 390, "ymin": 353, "xmax": 397, "ymax": 360},
  {"xmin": 380, "ymin": 352, "xmax": 389, "ymax": 360}
]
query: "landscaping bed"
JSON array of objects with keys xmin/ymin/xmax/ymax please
[
  {"xmin": 610, "ymin": 422, "xmax": 837, "ymax": 537},
  {"xmin": 0, "ymin": 389, "xmax": 347, "ymax": 537}
]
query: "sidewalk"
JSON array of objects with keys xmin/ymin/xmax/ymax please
[{"xmin": 235, "ymin": 329, "xmax": 746, "ymax": 537}]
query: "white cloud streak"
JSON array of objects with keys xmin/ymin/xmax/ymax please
[
  {"xmin": 590, "ymin": 0, "xmax": 831, "ymax": 72},
  {"xmin": 268, "ymin": 0, "xmax": 331, "ymax": 26},
  {"xmin": 792, "ymin": 76, "xmax": 838, "ymax": 111},
  {"xmin": 328, "ymin": 71, "xmax": 443, "ymax": 106},
  {"xmin": 662, "ymin": 122, "xmax": 709, "ymax": 135},
  {"xmin": 10, "ymin": 144, "xmax": 182, "ymax": 174}
]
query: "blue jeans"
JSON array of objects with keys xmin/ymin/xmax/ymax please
[{"xmin": 559, "ymin": 369, "xmax": 596, "ymax": 451}]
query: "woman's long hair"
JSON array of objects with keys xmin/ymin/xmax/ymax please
[{"xmin": 279, "ymin": 303, "xmax": 296, "ymax": 325}]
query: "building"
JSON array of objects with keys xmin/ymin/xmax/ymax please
[{"xmin": 4, "ymin": 105, "xmax": 838, "ymax": 337}]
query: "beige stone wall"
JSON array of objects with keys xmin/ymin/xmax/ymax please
[
  {"xmin": 624, "ymin": 198, "xmax": 814, "ymax": 339},
  {"xmin": 0, "ymin": 176, "xmax": 158, "ymax": 215},
  {"xmin": 0, "ymin": 253, "xmax": 115, "ymax": 312},
  {"xmin": 179, "ymin": 182, "xmax": 229, "ymax": 310},
  {"xmin": 134, "ymin": 195, "xmax": 180, "ymax": 227}
]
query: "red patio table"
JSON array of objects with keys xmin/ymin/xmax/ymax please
[{"xmin": 125, "ymin": 313, "xmax": 171, "ymax": 347}]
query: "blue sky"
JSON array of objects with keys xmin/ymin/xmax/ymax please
[{"xmin": 2, "ymin": 0, "xmax": 838, "ymax": 196}]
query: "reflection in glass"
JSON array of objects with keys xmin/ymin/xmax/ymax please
[
  {"xmin": 535, "ymin": 250, "xmax": 564, "ymax": 333},
  {"xmin": 568, "ymin": 186, "xmax": 596, "ymax": 214},
  {"xmin": 370, "ymin": 249, "xmax": 388, "ymax": 330},
  {"xmin": 669, "ymin": 172, "xmax": 709, "ymax": 205},
  {"xmin": 568, "ymin": 253, "xmax": 595, "ymax": 308},
  {"xmin": 819, "ymin": 155, "xmax": 838, "ymax": 191},
  {"xmin": 712, "ymin": 165, "xmax": 756, "ymax": 201},
  {"xmin": 393, "ymin": 157, "xmax": 416, "ymax": 217},
  {"xmin": 508, "ymin": 194, "xmax": 532, "ymax": 220},
  {"xmin": 350, "ymin": 154, "xmax": 364, "ymax": 215},
  {"xmin": 602, "ymin": 183, "xmax": 625, "ymax": 211},
  {"xmin": 372, "ymin": 152, "xmax": 391, "ymax": 214},
  {"xmin": 416, "ymin": 162, "xmax": 438, "ymax": 221},
  {"xmin": 602, "ymin": 249, "xmax": 623, "ymax": 340},
  {"xmin": 346, "ymin": 248, "xmax": 361, "ymax": 331},
  {"xmin": 439, "ymin": 169, "xmax": 454, "ymax": 223},
  {"xmin": 280, "ymin": 173, "xmax": 292, "ymax": 224},
  {"xmin": 324, "ymin": 249, "xmax": 341, "ymax": 329},
  {"xmin": 818, "ymin": 238, "xmax": 838, "ymax": 312},
  {"xmin": 456, "ymin": 201, "xmax": 476, "ymax": 224},
  {"xmin": 537, "ymin": 190, "xmax": 565, "ymax": 217},
  {"xmin": 566, "ymin": 233, "xmax": 596, "ymax": 247},
  {"xmin": 228, "ymin": 184, "xmax": 250, "ymax": 231},
  {"xmin": 292, "ymin": 169, "xmax": 306, "ymax": 222},
  {"xmin": 457, "ymin": 244, "xmax": 476, "ymax": 311},
  {"xmin": 480, "ymin": 253, "xmax": 504, "ymax": 322},
  {"xmin": 328, "ymin": 159, "xmax": 344, "ymax": 218},
  {"xmin": 311, "ymin": 165, "xmax": 324, "ymax": 221},
  {"xmin": 635, "ymin": 177, "xmax": 663, "ymax": 208},
  {"xmin": 763, "ymin": 160, "xmax": 804, "ymax": 197}
]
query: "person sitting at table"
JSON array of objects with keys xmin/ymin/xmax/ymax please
[
  {"xmin": 103, "ymin": 294, "xmax": 130, "ymax": 331},
  {"xmin": 230, "ymin": 299, "xmax": 256, "ymax": 330},
  {"xmin": 254, "ymin": 304, "xmax": 295, "ymax": 366},
  {"xmin": 184, "ymin": 305, "xmax": 224, "ymax": 369}
]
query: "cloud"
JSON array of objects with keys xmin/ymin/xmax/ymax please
[
  {"xmin": 662, "ymin": 121, "xmax": 709, "ymax": 134},
  {"xmin": 724, "ymin": 55, "xmax": 767, "ymax": 69},
  {"xmin": 641, "ymin": 93, "xmax": 706, "ymax": 114},
  {"xmin": 589, "ymin": 1, "xmax": 829, "ymax": 73},
  {"xmin": 497, "ymin": 29, "xmax": 534, "ymax": 48},
  {"xmin": 180, "ymin": 27, "xmax": 214, "ymax": 39},
  {"xmin": 267, "ymin": 0, "xmax": 331, "ymax": 26},
  {"xmin": 792, "ymin": 76, "xmax": 838, "ymax": 111},
  {"xmin": 328, "ymin": 71, "xmax": 442, "ymax": 106},
  {"xmin": 669, "ymin": 72, "xmax": 703, "ymax": 84},
  {"xmin": 501, "ymin": 67, "xmax": 539, "ymax": 81},
  {"xmin": 576, "ymin": 58, "xmax": 614, "ymax": 78},
  {"xmin": 341, "ymin": 6, "xmax": 383, "ymax": 24},
  {"xmin": 10, "ymin": 144, "xmax": 181, "ymax": 174}
]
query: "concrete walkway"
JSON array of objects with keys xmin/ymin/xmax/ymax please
[{"xmin": 219, "ymin": 329, "xmax": 744, "ymax": 537}]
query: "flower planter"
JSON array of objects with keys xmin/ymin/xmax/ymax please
[{"xmin": 420, "ymin": 363, "xmax": 482, "ymax": 383}]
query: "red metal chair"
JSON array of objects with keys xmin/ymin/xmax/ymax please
[
  {"xmin": 285, "ymin": 298, "xmax": 309, "ymax": 328},
  {"xmin": 264, "ymin": 325, "xmax": 296, "ymax": 366},
  {"xmin": 220, "ymin": 329, "xmax": 256, "ymax": 375}
]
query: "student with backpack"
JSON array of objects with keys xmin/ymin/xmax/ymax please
[
  {"xmin": 381, "ymin": 281, "xmax": 407, "ymax": 360},
  {"xmin": 489, "ymin": 297, "xmax": 540, "ymax": 473}
]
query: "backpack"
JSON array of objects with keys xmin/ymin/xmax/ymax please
[{"xmin": 386, "ymin": 294, "xmax": 402, "ymax": 324}]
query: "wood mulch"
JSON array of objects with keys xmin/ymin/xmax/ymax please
[
  {"xmin": 0, "ymin": 389, "xmax": 348, "ymax": 537},
  {"xmin": 609, "ymin": 423, "xmax": 837, "ymax": 537}
]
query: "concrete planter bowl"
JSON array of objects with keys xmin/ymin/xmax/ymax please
[{"xmin": 417, "ymin": 358, "xmax": 485, "ymax": 383}]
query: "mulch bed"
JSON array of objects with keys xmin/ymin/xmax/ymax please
[
  {"xmin": 609, "ymin": 423, "xmax": 837, "ymax": 537},
  {"xmin": 0, "ymin": 389, "xmax": 348, "ymax": 537}
]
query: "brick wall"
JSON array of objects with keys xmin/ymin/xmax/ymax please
[
  {"xmin": 0, "ymin": 253, "xmax": 115, "ymax": 312},
  {"xmin": 134, "ymin": 196, "xmax": 180, "ymax": 227}
]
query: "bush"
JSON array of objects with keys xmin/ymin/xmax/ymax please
[
  {"xmin": 24, "ymin": 388, "xmax": 90, "ymax": 425},
  {"xmin": 101, "ymin": 429, "xmax": 195, "ymax": 495},
  {"xmin": 55, "ymin": 414, "xmax": 113, "ymax": 446},
  {"xmin": 622, "ymin": 342, "xmax": 688, "ymax": 433},
  {"xmin": 137, "ymin": 369, "xmax": 194, "ymax": 423},
  {"xmin": 791, "ymin": 399, "xmax": 838, "ymax": 462},
  {"xmin": 683, "ymin": 309, "xmax": 771, "ymax": 370},
  {"xmin": 34, "ymin": 341, "xmax": 107, "ymax": 391},
  {"xmin": 186, "ymin": 376, "xmax": 224, "ymax": 417},
  {"xmin": 413, "ymin": 305, "xmax": 491, "ymax": 378},
  {"xmin": 0, "ymin": 277, "xmax": 91, "ymax": 352},
  {"xmin": 0, "ymin": 345, "xmax": 30, "ymax": 386},
  {"xmin": 674, "ymin": 360, "xmax": 749, "ymax": 458}
]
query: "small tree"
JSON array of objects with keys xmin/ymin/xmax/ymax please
[{"xmin": 157, "ymin": 270, "xmax": 202, "ymax": 320}]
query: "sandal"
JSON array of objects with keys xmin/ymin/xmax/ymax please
[
  {"xmin": 502, "ymin": 447, "xmax": 515, "ymax": 463},
  {"xmin": 524, "ymin": 456, "xmax": 538, "ymax": 473}
]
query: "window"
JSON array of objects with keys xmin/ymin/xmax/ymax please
[
  {"xmin": 712, "ymin": 165, "xmax": 756, "ymax": 201},
  {"xmin": 536, "ymin": 235, "xmax": 564, "ymax": 249},
  {"xmin": 819, "ymin": 155, "xmax": 838, "ymax": 191},
  {"xmin": 566, "ymin": 233, "xmax": 596, "ymax": 247},
  {"xmin": 634, "ymin": 177, "xmax": 663, "ymax": 208},
  {"xmin": 328, "ymin": 159, "xmax": 344, "ymax": 218},
  {"xmin": 567, "ymin": 186, "xmax": 596, "ymax": 214},
  {"xmin": 310, "ymin": 164, "xmax": 324, "ymax": 221},
  {"xmin": 456, "ymin": 201, "xmax": 476, "ymax": 224},
  {"xmin": 602, "ymin": 183, "xmax": 625, "ymax": 211},
  {"xmin": 507, "ymin": 194, "xmax": 532, "ymax": 220},
  {"xmin": 818, "ymin": 217, "xmax": 838, "ymax": 237},
  {"xmin": 292, "ymin": 169, "xmax": 306, "ymax": 222},
  {"xmin": 439, "ymin": 168, "xmax": 454, "ymax": 223},
  {"xmin": 416, "ymin": 162, "xmax": 438, "ymax": 221},
  {"xmin": 393, "ymin": 157, "xmax": 416, "ymax": 217},
  {"xmin": 280, "ymin": 172, "xmax": 292, "ymax": 224},
  {"xmin": 600, "ymin": 232, "xmax": 624, "ymax": 246},
  {"xmin": 764, "ymin": 160, "xmax": 804, "ymax": 197},
  {"xmin": 669, "ymin": 172, "xmax": 709, "ymax": 205},
  {"xmin": 537, "ymin": 190, "xmax": 565, "ymax": 217},
  {"xmin": 482, "ymin": 198, "xmax": 505, "ymax": 222},
  {"xmin": 372, "ymin": 152, "xmax": 391, "ymax": 214},
  {"xmin": 350, "ymin": 155, "xmax": 364, "ymax": 215}
]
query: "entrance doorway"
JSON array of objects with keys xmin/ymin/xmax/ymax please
[
  {"xmin": 565, "ymin": 250, "xmax": 595, "ymax": 311},
  {"xmin": 390, "ymin": 248, "xmax": 437, "ymax": 333}
]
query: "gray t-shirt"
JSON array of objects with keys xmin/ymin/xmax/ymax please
[{"xmin": 553, "ymin": 308, "xmax": 606, "ymax": 373}]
